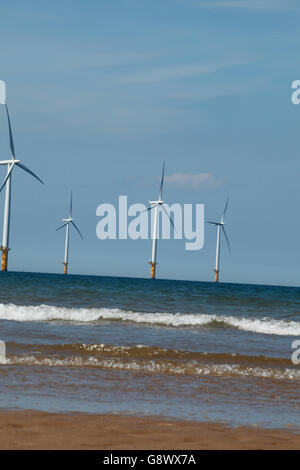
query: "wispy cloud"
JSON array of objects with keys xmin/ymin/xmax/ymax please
[
  {"xmin": 184, "ymin": 0, "xmax": 300, "ymax": 11},
  {"xmin": 121, "ymin": 57, "xmax": 255, "ymax": 84},
  {"xmin": 165, "ymin": 172, "xmax": 223, "ymax": 190}
]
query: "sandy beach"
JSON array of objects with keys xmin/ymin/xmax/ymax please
[{"xmin": 0, "ymin": 410, "xmax": 298, "ymax": 450}]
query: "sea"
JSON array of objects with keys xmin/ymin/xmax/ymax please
[{"xmin": 0, "ymin": 272, "xmax": 299, "ymax": 430}]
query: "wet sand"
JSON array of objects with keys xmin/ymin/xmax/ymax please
[{"xmin": 0, "ymin": 410, "xmax": 299, "ymax": 450}]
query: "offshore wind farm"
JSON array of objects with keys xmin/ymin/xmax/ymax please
[{"xmin": 0, "ymin": 83, "xmax": 225, "ymax": 281}]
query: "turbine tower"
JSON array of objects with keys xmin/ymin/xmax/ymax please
[
  {"xmin": 144, "ymin": 162, "xmax": 174, "ymax": 279},
  {"xmin": 56, "ymin": 192, "xmax": 83, "ymax": 274},
  {"xmin": 0, "ymin": 80, "xmax": 44, "ymax": 271},
  {"xmin": 207, "ymin": 199, "xmax": 231, "ymax": 283}
]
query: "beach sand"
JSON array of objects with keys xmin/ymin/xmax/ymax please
[{"xmin": 0, "ymin": 410, "xmax": 299, "ymax": 450}]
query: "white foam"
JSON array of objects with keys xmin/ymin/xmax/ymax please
[
  {"xmin": 222, "ymin": 316, "xmax": 300, "ymax": 336},
  {"xmin": 6, "ymin": 355, "xmax": 300, "ymax": 380},
  {"xmin": 0, "ymin": 303, "xmax": 299, "ymax": 336}
]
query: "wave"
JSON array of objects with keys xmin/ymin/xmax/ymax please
[
  {"xmin": 0, "ymin": 303, "xmax": 299, "ymax": 336},
  {"xmin": 3, "ymin": 342, "xmax": 298, "ymax": 380},
  {"xmin": 7, "ymin": 342, "xmax": 293, "ymax": 367},
  {"xmin": 5, "ymin": 354, "xmax": 300, "ymax": 381}
]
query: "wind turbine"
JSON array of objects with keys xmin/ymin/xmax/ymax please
[
  {"xmin": 56, "ymin": 192, "xmax": 83, "ymax": 274},
  {"xmin": 144, "ymin": 162, "xmax": 174, "ymax": 279},
  {"xmin": 207, "ymin": 199, "xmax": 231, "ymax": 283},
  {"xmin": 0, "ymin": 80, "xmax": 44, "ymax": 271}
]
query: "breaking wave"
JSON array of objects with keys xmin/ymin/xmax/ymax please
[{"xmin": 0, "ymin": 303, "xmax": 299, "ymax": 336}]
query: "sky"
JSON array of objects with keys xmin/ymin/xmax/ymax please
[{"xmin": 0, "ymin": 0, "xmax": 299, "ymax": 286}]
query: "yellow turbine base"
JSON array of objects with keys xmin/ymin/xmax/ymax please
[
  {"xmin": 63, "ymin": 263, "xmax": 68, "ymax": 275},
  {"xmin": 214, "ymin": 269, "xmax": 219, "ymax": 283},
  {"xmin": 1, "ymin": 248, "xmax": 9, "ymax": 272},
  {"xmin": 150, "ymin": 262, "xmax": 156, "ymax": 279}
]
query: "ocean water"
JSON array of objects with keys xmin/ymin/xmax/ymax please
[{"xmin": 0, "ymin": 272, "xmax": 299, "ymax": 429}]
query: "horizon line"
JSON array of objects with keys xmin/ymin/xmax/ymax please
[{"xmin": 1, "ymin": 269, "xmax": 298, "ymax": 290}]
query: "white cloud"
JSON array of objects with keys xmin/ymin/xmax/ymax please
[
  {"xmin": 165, "ymin": 172, "xmax": 223, "ymax": 190},
  {"xmin": 184, "ymin": 0, "xmax": 300, "ymax": 11},
  {"xmin": 121, "ymin": 57, "xmax": 255, "ymax": 84}
]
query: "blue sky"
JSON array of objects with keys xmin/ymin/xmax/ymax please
[{"xmin": 0, "ymin": 0, "xmax": 300, "ymax": 286}]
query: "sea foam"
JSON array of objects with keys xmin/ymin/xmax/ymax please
[{"xmin": 0, "ymin": 303, "xmax": 299, "ymax": 336}]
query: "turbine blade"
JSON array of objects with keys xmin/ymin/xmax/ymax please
[
  {"xmin": 56, "ymin": 222, "xmax": 69, "ymax": 232},
  {"xmin": 0, "ymin": 161, "xmax": 15, "ymax": 192},
  {"xmin": 207, "ymin": 221, "xmax": 218, "ymax": 225},
  {"xmin": 159, "ymin": 161, "xmax": 165, "ymax": 200},
  {"xmin": 140, "ymin": 205, "xmax": 155, "ymax": 214},
  {"xmin": 223, "ymin": 197, "xmax": 229, "ymax": 218},
  {"xmin": 71, "ymin": 220, "xmax": 84, "ymax": 240},
  {"xmin": 16, "ymin": 162, "xmax": 44, "ymax": 185},
  {"xmin": 5, "ymin": 105, "xmax": 16, "ymax": 159},
  {"xmin": 222, "ymin": 225, "xmax": 231, "ymax": 253},
  {"xmin": 69, "ymin": 191, "xmax": 73, "ymax": 218},
  {"xmin": 161, "ymin": 204, "xmax": 176, "ymax": 231}
]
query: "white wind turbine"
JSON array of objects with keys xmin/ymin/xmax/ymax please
[
  {"xmin": 56, "ymin": 192, "xmax": 83, "ymax": 274},
  {"xmin": 144, "ymin": 162, "xmax": 174, "ymax": 279},
  {"xmin": 0, "ymin": 80, "xmax": 44, "ymax": 271},
  {"xmin": 207, "ymin": 199, "xmax": 231, "ymax": 283}
]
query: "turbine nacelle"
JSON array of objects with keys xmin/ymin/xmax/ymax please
[
  {"xmin": 208, "ymin": 221, "xmax": 224, "ymax": 226},
  {"xmin": 149, "ymin": 200, "xmax": 164, "ymax": 206},
  {"xmin": 0, "ymin": 159, "xmax": 20, "ymax": 165}
]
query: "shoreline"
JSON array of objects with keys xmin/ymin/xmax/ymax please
[{"xmin": 0, "ymin": 410, "xmax": 299, "ymax": 450}]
